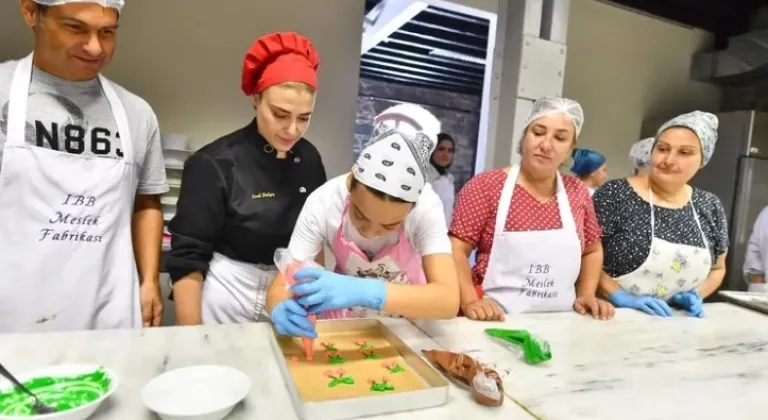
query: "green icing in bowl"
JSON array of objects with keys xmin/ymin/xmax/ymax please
[{"xmin": 0, "ymin": 368, "xmax": 111, "ymax": 416}]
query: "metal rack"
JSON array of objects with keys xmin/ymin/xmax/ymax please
[{"xmin": 160, "ymin": 134, "xmax": 190, "ymax": 252}]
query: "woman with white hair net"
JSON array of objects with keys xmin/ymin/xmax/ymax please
[
  {"xmin": 450, "ymin": 97, "xmax": 613, "ymax": 321},
  {"xmin": 266, "ymin": 121, "xmax": 458, "ymax": 337},
  {"xmin": 629, "ymin": 137, "xmax": 654, "ymax": 176},
  {"xmin": 594, "ymin": 111, "xmax": 729, "ymax": 317}
]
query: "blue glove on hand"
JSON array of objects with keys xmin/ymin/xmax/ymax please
[
  {"xmin": 608, "ymin": 290, "xmax": 673, "ymax": 317},
  {"xmin": 671, "ymin": 290, "xmax": 704, "ymax": 317},
  {"xmin": 292, "ymin": 267, "xmax": 387, "ymax": 314},
  {"xmin": 270, "ymin": 299, "xmax": 317, "ymax": 338}
]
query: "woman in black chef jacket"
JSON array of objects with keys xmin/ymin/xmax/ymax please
[{"xmin": 166, "ymin": 32, "xmax": 327, "ymax": 325}]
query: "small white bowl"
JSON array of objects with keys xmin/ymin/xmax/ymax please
[
  {"xmin": 141, "ymin": 365, "xmax": 251, "ymax": 420},
  {"xmin": 0, "ymin": 364, "xmax": 118, "ymax": 420}
]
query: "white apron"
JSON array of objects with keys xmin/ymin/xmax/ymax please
[
  {"xmin": 616, "ymin": 190, "xmax": 711, "ymax": 301},
  {"xmin": 482, "ymin": 165, "xmax": 581, "ymax": 314},
  {"xmin": 0, "ymin": 54, "xmax": 141, "ymax": 333},
  {"xmin": 201, "ymin": 252, "xmax": 274, "ymax": 323}
]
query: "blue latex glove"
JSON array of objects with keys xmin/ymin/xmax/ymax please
[
  {"xmin": 670, "ymin": 290, "xmax": 704, "ymax": 317},
  {"xmin": 270, "ymin": 299, "xmax": 317, "ymax": 338},
  {"xmin": 292, "ymin": 267, "xmax": 387, "ymax": 314},
  {"xmin": 608, "ymin": 290, "xmax": 673, "ymax": 317}
]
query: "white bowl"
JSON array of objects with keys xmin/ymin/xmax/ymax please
[
  {"xmin": 141, "ymin": 365, "xmax": 251, "ymax": 420},
  {"xmin": 0, "ymin": 364, "xmax": 118, "ymax": 420}
]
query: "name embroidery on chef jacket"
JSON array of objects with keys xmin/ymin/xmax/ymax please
[{"xmin": 251, "ymin": 192, "xmax": 276, "ymax": 199}]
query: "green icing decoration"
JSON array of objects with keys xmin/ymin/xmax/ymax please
[
  {"xmin": 328, "ymin": 377, "xmax": 355, "ymax": 388},
  {"xmin": 326, "ymin": 351, "xmax": 345, "ymax": 364},
  {"xmin": 355, "ymin": 341, "xmax": 372, "ymax": 349},
  {"xmin": 361, "ymin": 349, "xmax": 379, "ymax": 360},
  {"xmin": 389, "ymin": 365, "xmax": 405, "ymax": 373},
  {"xmin": 321, "ymin": 342, "xmax": 338, "ymax": 352},
  {"xmin": 369, "ymin": 382, "xmax": 395, "ymax": 392},
  {"xmin": 0, "ymin": 368, "xmax": 111, "ymax": 416}
]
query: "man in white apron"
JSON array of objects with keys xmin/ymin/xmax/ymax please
[{"xmin": 0, "ymin": 0, "xmax": 168, "ymax": 332}]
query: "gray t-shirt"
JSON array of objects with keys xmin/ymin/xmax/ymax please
[{"xmin": 0, "ymin": 59, "xmax": 168, "ymax": 195}]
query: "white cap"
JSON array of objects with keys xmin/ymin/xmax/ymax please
[
  {"xmin": 373, "ymin": 103, "xmax": 441, "ymax": 145},
  {"xmin": 524, "ymin": 96, "xmax": 584, "ymax": 137},
  {"xmin": 629, "ymin": 137, "xmax": 654, "ymax": 170},
  {"xmin": 34, "ymin": 0, "xmax": 125, "ymax": 12}
]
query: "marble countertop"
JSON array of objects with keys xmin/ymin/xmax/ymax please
[
  {"xmin": 0, "ymin": 319, "xmax": 534, "ymax": 420},
  {"xmin": 414, "ymin": 303, "xmax": 768, "ymax": 420}
]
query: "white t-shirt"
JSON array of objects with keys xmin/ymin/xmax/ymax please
[
  {"xmin": 288, "ymin": 174, "xmax": 451, "ymax": 262},
  {"xmin": 427, "ymin": 165, "xmax": 455, "ymax": 227}
]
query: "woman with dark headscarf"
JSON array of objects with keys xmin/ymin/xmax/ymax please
[
  {"xmin": 571, "ymin": 148, "xmax": 607, "ymax": 196},
  {"xmin": 429, "ymin": 133, "xmax": 456, "ymax": 226}
]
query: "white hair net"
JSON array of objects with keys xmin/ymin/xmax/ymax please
[
  {"xmin": 354, "ymin": 124, "xmax": 435, "ymax": 203},
  {"xmin": 655, "ymin": 110, "xmax": 718, "ymax": 166},
  {"xmin": 524, "ymin": 96, "xmax": 584, "ymax": 137},
  {"xmin": 33, "ymin": 0, "xmax": 124, "ymax": 12},
  {"xmin": 629, "ymin": 137, "xmax": 654, "ymax": 171},
  {"xmin": 373, "ymin": 103, "xmax": 441, "ymax": 145}
]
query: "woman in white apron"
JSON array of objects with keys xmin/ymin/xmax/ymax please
[
  {"xmin": 428, "ymin": 133, "xmax": 456, "ymax": 226},
  {"xmin": 266, "ymin": 122, "xmax": 459, "ymax": 338},
  {"xmin": 570, "ymin": 148, "xmax": 607, "ymax": 196},
  {"xmin": 594, "ymin": 111, "xmax": 729, "ymax": 317},
  {"xmin": 167, "ymin": 32, "xmax": 326, "ymax": 325},
  {"xmin": 450, "ymin": 97, "xmax": 614, "ymax": 321}
]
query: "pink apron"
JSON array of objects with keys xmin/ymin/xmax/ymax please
[{"xmin": 319, "ymin": 201, "xmax": 426, "ymax": 319}]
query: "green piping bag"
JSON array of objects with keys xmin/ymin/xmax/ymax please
[{"xmin": 485, "ymin": 329, "xmax": 552, "ymax": 365}]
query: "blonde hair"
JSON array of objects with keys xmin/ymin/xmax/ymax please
[
  {"xmin": 255, "ymin": 81, "xmax": 316, "ymax": 103},
  {"xmin": 267, "ymin": 81, "xmax": 316, "ymax": 95}
]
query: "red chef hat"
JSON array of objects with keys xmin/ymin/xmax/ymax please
[{"xmin": 241, "ymin": 32, "xmax": 320, "ymax": 96}]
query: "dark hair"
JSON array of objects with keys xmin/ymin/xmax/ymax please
[
  {"xmin": 431, "ymin": 133, "xmax": 455, "ymax": 175},
  {"xmin": 350, "ymin": 177, "xmax": 410, "ymax": 204}
]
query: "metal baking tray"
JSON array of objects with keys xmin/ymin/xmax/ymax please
[
  {"xmin": 719, "ymin": 291, "xmax": 768, "ymax": 316},
  {"xmin": 268, "ymin": 318, "xmax": 450, "ymax": 420}
]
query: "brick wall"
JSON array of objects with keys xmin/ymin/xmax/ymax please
[{"xmin": 354, "ymin": 77, "xmax": 482, "ymax": 192}]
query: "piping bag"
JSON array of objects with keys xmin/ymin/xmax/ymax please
[
  {"xmin": 274, "ymin": 248, "xmax": 323, "ymax": 361},
  {"xmin": 484, "ymin": 329, "xmax": 552, "ymax": 365},
  {"xmin": 422, "ymin": 349, "xmax": 504, "ymax": 407}
]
